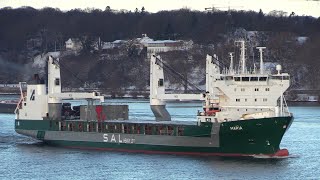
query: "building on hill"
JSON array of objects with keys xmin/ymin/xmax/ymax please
[
  {"xmin": 102, "ymin": 40, "xmax": 127, "ymax": 49},
  {"xmin": 137, "ymin": 34, "xmax": 183, "ymax": 53},
  {"xmin": 65, "ymin": 38, "xmax": 82, "ymax": 51},
  {"xmin": 101, "ymin": 34, "xmax": 187, "ymax": 54}
]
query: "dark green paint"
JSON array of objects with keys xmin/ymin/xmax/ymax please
[{"xmin": 15, "ymin": 116, "xmax": 293, "ymax": 155}]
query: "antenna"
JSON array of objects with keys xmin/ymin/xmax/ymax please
[
  {"xmin": 256, "ymin": 47, "xmax": 266, "ymax": 74},
  {"xmin": 229, "ymin": 52, "xmax": 234, "ymax": 74}
]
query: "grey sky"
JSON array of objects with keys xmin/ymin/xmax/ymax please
[{"xmin": 1, "ymin": 0, "xmax": 319, "ymax": 17}]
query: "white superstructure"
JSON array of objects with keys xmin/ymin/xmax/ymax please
[
  {"xmin": 15, "ymin": 55, "xmax": 104, "ymax": 121},
  {"xmin": 198, "ymin": 40, "xmax": 290, "ymax": 123},
  {"xmin": 149, "ymin": 40, "xmax": 291, "ymax": 123}
]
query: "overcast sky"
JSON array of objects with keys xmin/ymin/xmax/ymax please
[{"xmin": 1, "ymin": 0, "xmax": 320, "ymax": 17}]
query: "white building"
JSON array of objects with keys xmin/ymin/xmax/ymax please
[
  {"xmin": 102, "ymin": 40, "xmax": 127, "ymax": 49},
  {"xmin": 65, "ymin": 38, "xmax": 83, "ymax": 51},
  {"xmin": 137, "ymin": 34, "xmax": 183, "ymax": 53}
]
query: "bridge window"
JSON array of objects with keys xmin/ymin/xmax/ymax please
[
  {"xmin": 242, "ymin": 77, "xmax": 250, "ymax": 81},
  {"xmin": 251, "ymin": 77, "xmax": 258, "ymax": 81},
  {"xmin": 259, "ymin": 77, "xmax": 267, "ymax": 81},
  {"xmin": 283, "ymin": 76, "xmax": 290, "ymax": 80},
  {"xmin": 271, "ymin": 76, "xmax": 290, "ymax": 80}
]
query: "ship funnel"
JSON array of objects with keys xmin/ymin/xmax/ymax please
[{"xmin": 276, "ymin": 64, "xmax": 282, "ymax": 75}]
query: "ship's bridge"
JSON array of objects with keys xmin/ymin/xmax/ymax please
[{"xmin": 217, "ymin": 73, "xmax": 290, "ymax": 85}]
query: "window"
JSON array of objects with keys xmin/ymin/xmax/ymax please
[
  {"xmin": 158, "ymin": 79, "xmax": 164, "ymax": 86},
  {"xmin": 254, "ymin": 88, "xmax": 259, "ymax": 91},
  {"xmin": 271, "ymin": 76, "xmax": 282, "ymax": 80},
  {"xmin": 245, "ymin": 99, "xmax": 247, "ymax": 102},
  {"xmin": 236, "ymin": 99, "xmax": 240, "ymax": 102},
  {"xmin": 251, "ymin": 77, "xmax": 258, "ymax": 81},
  {"xmin": 241, "ymin": 88, "xmax": 245, "ymax": 92},
  {"xmin": 242, "ymin": 77, "xmax": 250, "ymax": 81},
  {"xmin": 266, "ymin": 88, "xmax": 270, "ymax": 91},
  {"xmin": 259, "ymin": 77, "xmax": 267, "ymax": 81},
  {"xmin": 283, "ymin": 76, "xmax": 290, "ymax": 80},
  {"xmin": 234, "ymin": 88, "xmax": 237, "ymax": 92},
  {"xmin": 234, "ymin": 77, "xmax": 241, "ymax": 81},
  {"xmin": 55, "ymin": 78, "xmax": 60, "ymax": 86},
  {"xmin": 255, "ymin": 98, "xmax": 257, "ymax": 102},
  {"xmin": 263, "ymin": 98, "xmax": 268, "ymax": 102},
  {"xmin": 271, "ymin": 76, "xmax": 290, "ymax": 80}
]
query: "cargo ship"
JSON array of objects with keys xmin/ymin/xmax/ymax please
[{"xmin": 15, "ymin": 41, "xmax": 293, "ymax": 157}]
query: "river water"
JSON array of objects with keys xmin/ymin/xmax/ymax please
[{"xmin": 0, "ymin": 98, "xmax": 319, "ymax": 179}]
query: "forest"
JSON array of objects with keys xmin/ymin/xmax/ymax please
[{"xmin": 0, "ymin": 6, "xmax": 320, "ymax": 94}]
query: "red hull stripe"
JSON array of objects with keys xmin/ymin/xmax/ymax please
[{"xmin": 65, "ymin": 146, "xmax": 289, "ymax": 157}]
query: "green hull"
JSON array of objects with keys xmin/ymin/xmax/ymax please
[{"xmin": 15, "ymin": 116, "xmax": 293, "ymax": 156}]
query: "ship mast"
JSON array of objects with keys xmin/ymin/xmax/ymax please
[
  {"xmin": 256, "ymin": 47, "xmax": 266, "ymax": 74},
  {"xmin": 229, "ymin": 52, "xmax": 234, "ymax": 74},
  {"xmin": 235, "ymin": 40, "xmax": 246, "ymax": 74}
]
